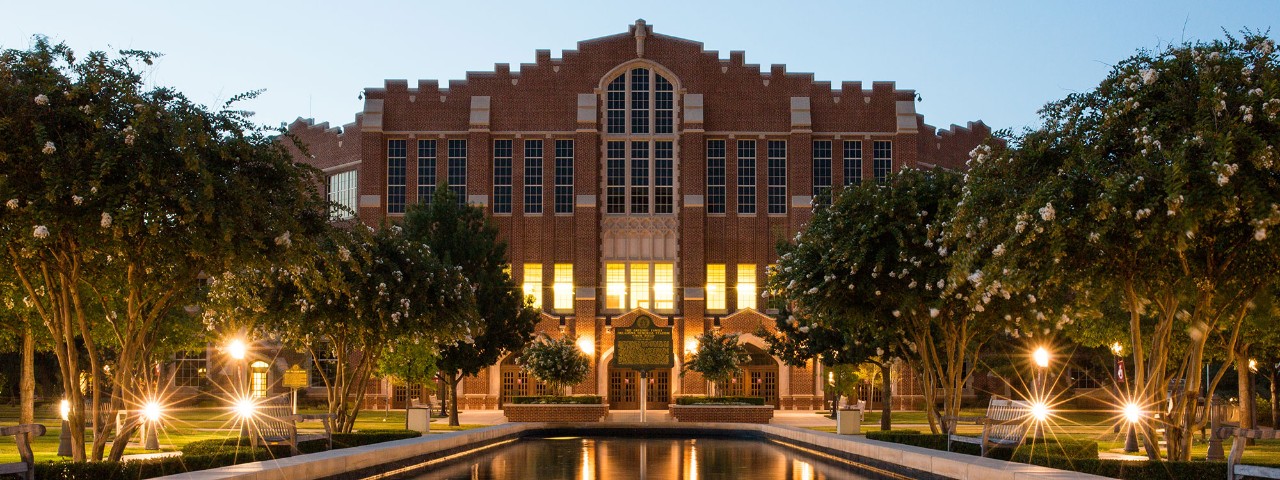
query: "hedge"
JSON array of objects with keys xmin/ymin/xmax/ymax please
[
  {"xmin": 1010, "ymin": 438, "xmax": 1098, "ymax": 461},
  {"xmin": 508, "ymin": 395, "xmax": 603, "ymax": 404},
  {"xmin": 674, "ymin": 396, "xmax": 766, "ymax": 406}
]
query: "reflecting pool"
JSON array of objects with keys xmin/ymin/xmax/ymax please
[{"xmin": 403, "ymin": 436, "xmax": 876, "ymax": 480}]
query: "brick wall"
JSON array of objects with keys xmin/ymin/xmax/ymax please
[
  {"xmin": 503, "ymin": 404, "xmax": 609, "ymax": 422},
  {"xmin": 669, "ymin": 405, "xmax": 774, "ymax": 424}
]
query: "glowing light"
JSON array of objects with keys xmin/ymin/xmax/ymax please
[
  {"xmin": 60, "ymin": 399, "xmax": 70, "ymax": 421},
  {"xmin": 1123, "ymin": 402, "xmax": 1142, "ymax": 424},
  {"xmin": 228, "ymin": 339, "xmax": 247, "ymax": 360},
  {"xmin": 1030, "ymin": 402, "xmax": 1049, "ymax": 422},
  {"xmin": 1033, "ymin": 347, "xmax": 1050, "ymax": 368},
  {"xmin": 827, "ymin": 372, "xmax": 835, "ymax": 386},
  {"xmin": 143, "ymin": 401, "xmax": 162, "ymax": 422},
  {"xmin": 1249, "ymin": 359, "xmax": 1259, "ymax": 372},
  {"xmin": 234, "ymin": 398, "xmax": 256, "ymax": 419},
  {"xmin": 685, "ymin": 338, "xmax": 699, "ymax": 353},
  {"xmin": 576, "ymin": 336, "xmax": 595, "ymax": 355},
  {"xmin": 1110, "ymin": 342, "xmax": 1123, "ymax": 356}
]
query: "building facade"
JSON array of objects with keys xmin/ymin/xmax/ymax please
[{"xmin": 284, "ymin": 20, "xmax": 991, "ymax": 410}]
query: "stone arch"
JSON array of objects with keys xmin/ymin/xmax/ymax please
[{"xmin": 596, "ymin": 59, "xmax": 682, "ymax": 93}]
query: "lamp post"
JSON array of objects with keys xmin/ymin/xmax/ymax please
[
  {"xmin": 1111, "ymin": 342, "xmax": 1139, "ymax": 453},
  {"xmin": 228, "ymin": 338, "xmax": 248, "ymax": 437},
  {"xmin": 142, "ymin": 401, "xmax": 161, "ymax": 450},
  {"xmin": 1032, "ymin": 347, "xmax": 1050, "ymax": 440},
  {"xmin": 57, "ymin": 399, "xmax": 72, "ymax": 457}
]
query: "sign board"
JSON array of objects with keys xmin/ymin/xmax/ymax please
[
  {"xmin": 283, "ymin": 364, "xmax": 308, "ymax": 389},
  {"xmin": 614, "ymin": 315, "xmax": 674, "ymax": 371}
]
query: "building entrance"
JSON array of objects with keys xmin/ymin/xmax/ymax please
[
  {"xmin": 717, "ymin": 344, "xmax": 779, "ymax": 408},
  {"xmin": 607, "ymin": 367, "xmax": 670, "ymax": 410}
]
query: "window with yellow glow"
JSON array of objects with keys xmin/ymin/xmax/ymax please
[
  {"xmin": 250, "ymin": 361, "xmax": 269, "ymax": 398},
  {"xmin": 630, "ymin": 262, "xmax": 650, "ymax": 309},
  {"xmin": 522, "ymin": 263, "xmax": 543, "ymax": 309},
  {"xmin": 706, "ymin": 264, "xmax": 726, "ymax": 312},
  {"xmin": 553, "ymin": 264, "xmax": 574, "ymax": 311},
  {"xmin": 736, "ymin": 264, "xmax": 757, "ymax": 311},
  {"xmin": 606, "ymin": 263, "xmax": 627, "ymax": 310},
  {"xmin": 653, "ymin": 263, "xmax": 674, "ymax": 311}
]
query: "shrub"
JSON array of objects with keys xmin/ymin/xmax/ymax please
[
  {"xmin": 180, "ymin": 437, "xmax": 278, "ymax": 458},
  {"xmin": 509, "ymin": 395, "xmax": 603, "ymax": 405},
  {"xmin": 674, "ymin": 396, "xmax": 766, "ymax": 406},
  {"xmin": 520, "ymin": 334, "xmax": 591, "ymax": 394},
  {"xmin": 1010, "ymin": 438, "xmax": 1098, "ymax": 461}
]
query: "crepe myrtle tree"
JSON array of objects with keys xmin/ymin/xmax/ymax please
[
  {"xmin": 951, "ymin": 33, "xmax": 1280, "ymax": 460},
  {"xmin": 376, "ymin": 333, "xmax": 439, "ymax": 406},
  {"xmin": 519, "ymin": 333, "xmax": 591, "ymax": 396},
  {"xmin": 682, "ymin": 330, "xmax": 751, "ymax": 397},
  {"xmin": 205, "ymin": 224, "xmax": 475, "ymax": 432},
  {"xmin": 0, "ymin": 38, "xmax": 328, "ymax": 461}
]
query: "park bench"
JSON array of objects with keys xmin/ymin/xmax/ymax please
[
  {"xmin": 248, "ymin": 402, "xmax": 334, "ymax": 456},
  {"xmin": 0, "ymin": 424, "xmax": 46, "ymax": 480},
  {"xmin": 944, "ymin": 396, "xmax": 1031, "ymax": 457},
  {"xmin": 1219, "ymin": 426, "xmax": 1280, "ymax": 480}
]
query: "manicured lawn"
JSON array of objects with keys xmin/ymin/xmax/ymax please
[{"xmin": 0, "ymin": 405, "xmax": 482, "ymax": 463}]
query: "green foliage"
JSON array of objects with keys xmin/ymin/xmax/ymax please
[
  {"xmin": 519, "ymin": 334, "xmax": 591, "ymax": 394},
  {"xmin": 1010, "ymin": 438, "xmax": 1099, "ymax": 461},
  {"xmin": 509, "ymin": 395, "xmax": 603, "ymax": 404},
  {"xmin": 682, "ymin": 330, "xmax": 751, "ymax": 395},
  {"xmin": 377, "ymin": 335, "xmax": 439, "ymax": 389},
  {"xmin": 828, "ymin": 364, "xmax": 863, "ymax": 401},
  {"xmin": 673, "ymin": 396, "xmax": 766, "ymax": 405}
]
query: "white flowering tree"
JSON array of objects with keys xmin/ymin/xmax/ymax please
[
  {"xmin": 205, "ymin": 225, "xmax": 475, "ymax": 432},
  {"xmin": 683, "ymin": 330, "xmax": 752, "ymax": 397},
  {"xmin": 0, "ymin": 39, "xmax": 328, "ymax": 461},
  {"xmin": 953, "ymin": 34, "xmax": 1280, "ymax": 460},
  {"xmin": 519, "ymin": 333, "xmax": 591, "ymax": 396}
]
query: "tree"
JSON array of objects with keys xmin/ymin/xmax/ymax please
[
  {"xmin": 403, "ymin": 186, "xmax": 539, "ymax": 426},
  {"xmin": 520, "ymin": 334, "xmax": 591, "ymax": 396},
  {"xmin": 0, "ymin": 38, "xmax": 328, "ymax": 461},
  {"xmin": 683, "ymin": 330, "xmax": 751, "ymax": 397},
  {"xmin": 205, "ymin": 225, "xmax": 473, "ymax": 432},
  {"xmin": 953, "ymin": 34, "xmax": 1280, "ymax": 460},
  {"xmin": 377, "ymin": 334, "xmax": 439, "ymax": 403}
]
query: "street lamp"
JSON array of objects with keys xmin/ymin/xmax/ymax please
[
  {"xmin": 57, "ymin": 399, "xmax": 72, "ymax": 457},
  {"xmin": 142, "ymin": 401, "xmax": 161, "ymax": 450},
  {"xmin": 228, "ymin": 338, "xmax": 249, "ymax": 437},
  {"xmin": 1032, "ymin": 347, "xmax": 1050, "ymax": 439}
]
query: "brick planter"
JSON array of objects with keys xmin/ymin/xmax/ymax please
[
  {"xmin": 503, "ymin": 403, "xmax": 609, "ymax": 422},
  {"xmin": 669, "ymin": 404, "xmax": 774, "ymax": 424}
]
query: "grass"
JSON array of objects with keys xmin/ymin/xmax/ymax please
[{"xmin": 0, "ymin": 405, "xmax": 483, "ymax": 464}]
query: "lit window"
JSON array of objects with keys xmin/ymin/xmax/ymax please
[
  {"xmin": 843, "ymin": 140, "xmax": 862, "ymax": 186},
  {"xmin": 707, "ymin": 140, "xmax": 726, "ymax": 214},
  {"xmin": 555, "ymin": 140, "xmax": 574, "ymax": 214},
  {"xmin": 813, "ymin": 140, "xmax": 832, "ymax": 202},
  {"xmin": 327, "ymin": 170, "xmax": 357, "ymax": 220},
  {"xmin": 493, "ymin": 140, "xmax": 512, "ymax": 214},
  {"xmin": 736, "ymin": 264, "xmax": 757, "ymax": 311},
  {"xmin": 418, "ymin": 140, "xmax": 437, "ymax": 204},
  {"xmin": 553, "ymin": 264, "xmax": 574, "ymax": 311},
  {"xmin": 873, "ymin": 140, "xmax": 893, "ymax": 184},
  {"xmin": 448, "ymin": 139, "xmax": 467, "ymax": 205},
  {"xmin": 737, "ymin": 140, "xmax": 756, "ymax": 214},
  {"xmin": 630, "ymin": 263, "xmax": 650, "ymax": 309},
  {"xmin": 606, "ymin": 263, "xmax": 627, "ymax": 310},
  {"xmin": 524, "ymin": 140, "xmax": 543, "ymax": 214},
  {"xmin": 387, "ymin": 140, "xmax": 407, "ymax": 214},
  {"xmin": 522, "ymin": 264, "xmax": 543, "ymax": 310},
  {"xmin": 654, "ymin": 263, "xmax": 674, "ymax": 311},
  {"xmin": 250, "ymin": 361, "xmax": 269, "ymax": 398},
  {"xmin": 707, "ymin": 264, "xmax": 726, "ymax": 312},
  {"xmin": 767, "ymin": 141, "xmax": 787, "ymax": 214}
]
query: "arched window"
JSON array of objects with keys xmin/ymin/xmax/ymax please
[
  {"xmin": 603, "ymin": 66, "xmax": 676, "ymax": 216},
  {"xmin": 605, "ymin": 67, "xmax": 673, "ymax": 135},
  {"xmin": 250, "ymin": 361, "xmax": 269, "ymax": 398}
]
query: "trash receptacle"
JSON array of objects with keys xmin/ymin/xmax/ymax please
[
  {"xmin": 836, "ymin": 408, "xmax": 863, "ymax": 435},
  {"xmin": 406, "ymin": 405, "xmax": 431, "ymax": 433}
]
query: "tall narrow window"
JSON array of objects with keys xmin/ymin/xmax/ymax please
[
  {"xmin": 630, "ymin": 68, "xmax": 650, "ymax": 135},
  {"xmin": 630, "ymin": 263, "xmax": 650, "ymax": 309},
  {"xmin": 524, "ymin": 140, "xmax": 543, "ymax": 214},
  {"xmin": 418, "ymin": 140, "xmax": 437, "ymax": 204},
  {"xmin": 606, "ymin": 141, "xmax": 626, "ymax": 214},
  {"xmin": 553, "ymin": 263, "xmax": 574, "ymax": 312},
  {"xmin": 606, "ymin": 76, "xmax": 626, "ymax": 134},
  {"xmin": 737, "ymin": 140, "xmax": 756, "ymax": 214},
  {"xmin": 522, "ymin": 264, "xmax": 543, "ymax": 310},
  {"xmin": 707, "ymin": 140, "xmax": 726, "ymax": 214},
  {"xmin": 706, "ymin": 264, "xmax": 726, "ymax": 312},
  {"xmin": 328, "ymin": 170, "xmax": 357, "ymax": 220},
  {"xmin": 653, "ymin": 263, "xmax": 674, "ymax": 311},
  {"xmin": 448, "ymin": 139, "xmax": 467, "ymax": 205},
  {"xmin": 250, "ymin": 361, "xmax": 269, "ymax": 398},
  {"xmin": 767, "ymin": 140, "xmax": 787, "ymax": 214},
  {"xmin": 843, "ymin": 140, "xmax": 863, "ymax": 186},
  {"xmin": 655, "ymin": 75, "xmax": 673, "ymax": 134},
  {"xmin": 736, "ymin": 264, "xmax": 757, "ymax": 311},
  {"xmin": 493, "ymin": 140, "xmax": 512, "ymax": 214},
  {"xmin": 387, "ymin": 140, "xmax": 407, "ymax": 214},
  {"xmin": 654, "ymin": 141, "xmax": 673, "ymax": 214},
  {"xmin": 630, "ymin": 141, "xmax": 649, "ymax": 214},
  {"xmin": 606, "ymin": 263, "xmax": 627, "ymax": 310},
  {"xmin": 812, "ymin": 140, "xmax": 832, "ymax": 201},
  {"xmin": 554, "ymin": 140, "xmax": 574, "ymax": 214},
  {"xmin": 874, "ymin": 140, "xmax": 893, "ymax": 184}
]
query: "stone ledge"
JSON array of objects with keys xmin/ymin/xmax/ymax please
[{"xmin": 669, "ymin": 404, "xmax": 775, "ymax": 424}]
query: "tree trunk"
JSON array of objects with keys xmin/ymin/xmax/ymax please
[
  {"xmin": 1237, "ymin": 344, "xmax": 1255, "ymax": 446},
  {"xmin": 829, "ymin": 392, "xmax": 840, "ymax": 419},
  {"xmin": 880, "ymin": 362, "xmax": 892, "ymax": 431},
  {"xmin": 447, "ymin": 372, "xmax": 461, "ymax": 427},
  {"xmin": 20, "ymin": 325, "xmax": 34, "ymax": 425},
  {"xmin": 1269, "ymin": 370, "xmax": 1278, "ymax": 428}
]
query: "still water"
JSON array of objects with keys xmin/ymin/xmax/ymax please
[{"xmin": 403, "ymin": 436, "xmax": 877, "ymax": 480}]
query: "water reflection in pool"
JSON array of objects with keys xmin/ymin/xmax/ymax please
[{"xmin": 404, "ymin": 436, "xmax": 874, "ymax": 480}]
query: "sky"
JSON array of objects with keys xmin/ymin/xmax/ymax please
[{"xmin": 2, "ymin": 1, "xmax": 1276, "ymax": 133}]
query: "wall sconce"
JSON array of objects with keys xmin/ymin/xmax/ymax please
[
  {"xmin": 667, "ymin": 315, "xmax": 675, "ymax": 327},
  {"xmin": 604, "ymin": 316, "xmax": 612, "ymax": 333},
  {"xmin": 559, "ymin": 315, "xmax": 566, "ymax": 333},
  {"xmin": 713, "ymin": 316, "xmax": 722, "ymax": 331}
]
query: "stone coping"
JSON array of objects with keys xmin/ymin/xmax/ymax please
[{"xmin": 155, "ymin": 423, "xmax": 1111, "ymax": 480}]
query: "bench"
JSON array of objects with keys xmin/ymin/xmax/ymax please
[
  {"xmin": 1220, "ymin": 427, "xmax": 1280, "ymax": 480},
  {"xmin": 0, "ymin": 424, "xmax": 46, "ymax": 480},
  {"xmin": 837, "ymin": 398, "xmax": 867, "ymax": 420},
  {"xmin": 248, "ymin": 402, "xmax": 333, "ymax": 456},
  {"xmin": 944, "ymin": 397, "xmax": 1031, "ymax": 457}
]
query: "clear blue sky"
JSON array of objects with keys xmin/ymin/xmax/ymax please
[{"xmin": 3, "ymin": 1, "xmax": 1275, "ymax": 132}]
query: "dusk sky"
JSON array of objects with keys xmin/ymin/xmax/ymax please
[{"xmin": 3, "ymin": 1, "xmax": 1275, "ymax": 133}]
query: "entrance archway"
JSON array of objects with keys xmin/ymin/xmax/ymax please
[
  {"xmin": 498, "ymin": 353, "xmax": 548, "ymax": 406},
  {"xmin": 717, "ymin": 344, "xmax": 779, "ymax": 407}
]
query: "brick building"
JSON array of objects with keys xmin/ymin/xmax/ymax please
[{"xmin": 285, "ymin": 20, "xmax": 991, "ymax": 410}]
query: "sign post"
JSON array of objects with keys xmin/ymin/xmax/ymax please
[
  {"xmin": 283, "ymin": 364, "xmax": 309, "ymax": 414},
  {"xmin": 613, "ymin": 315, "xmax": 674, "ymax": 423}
]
